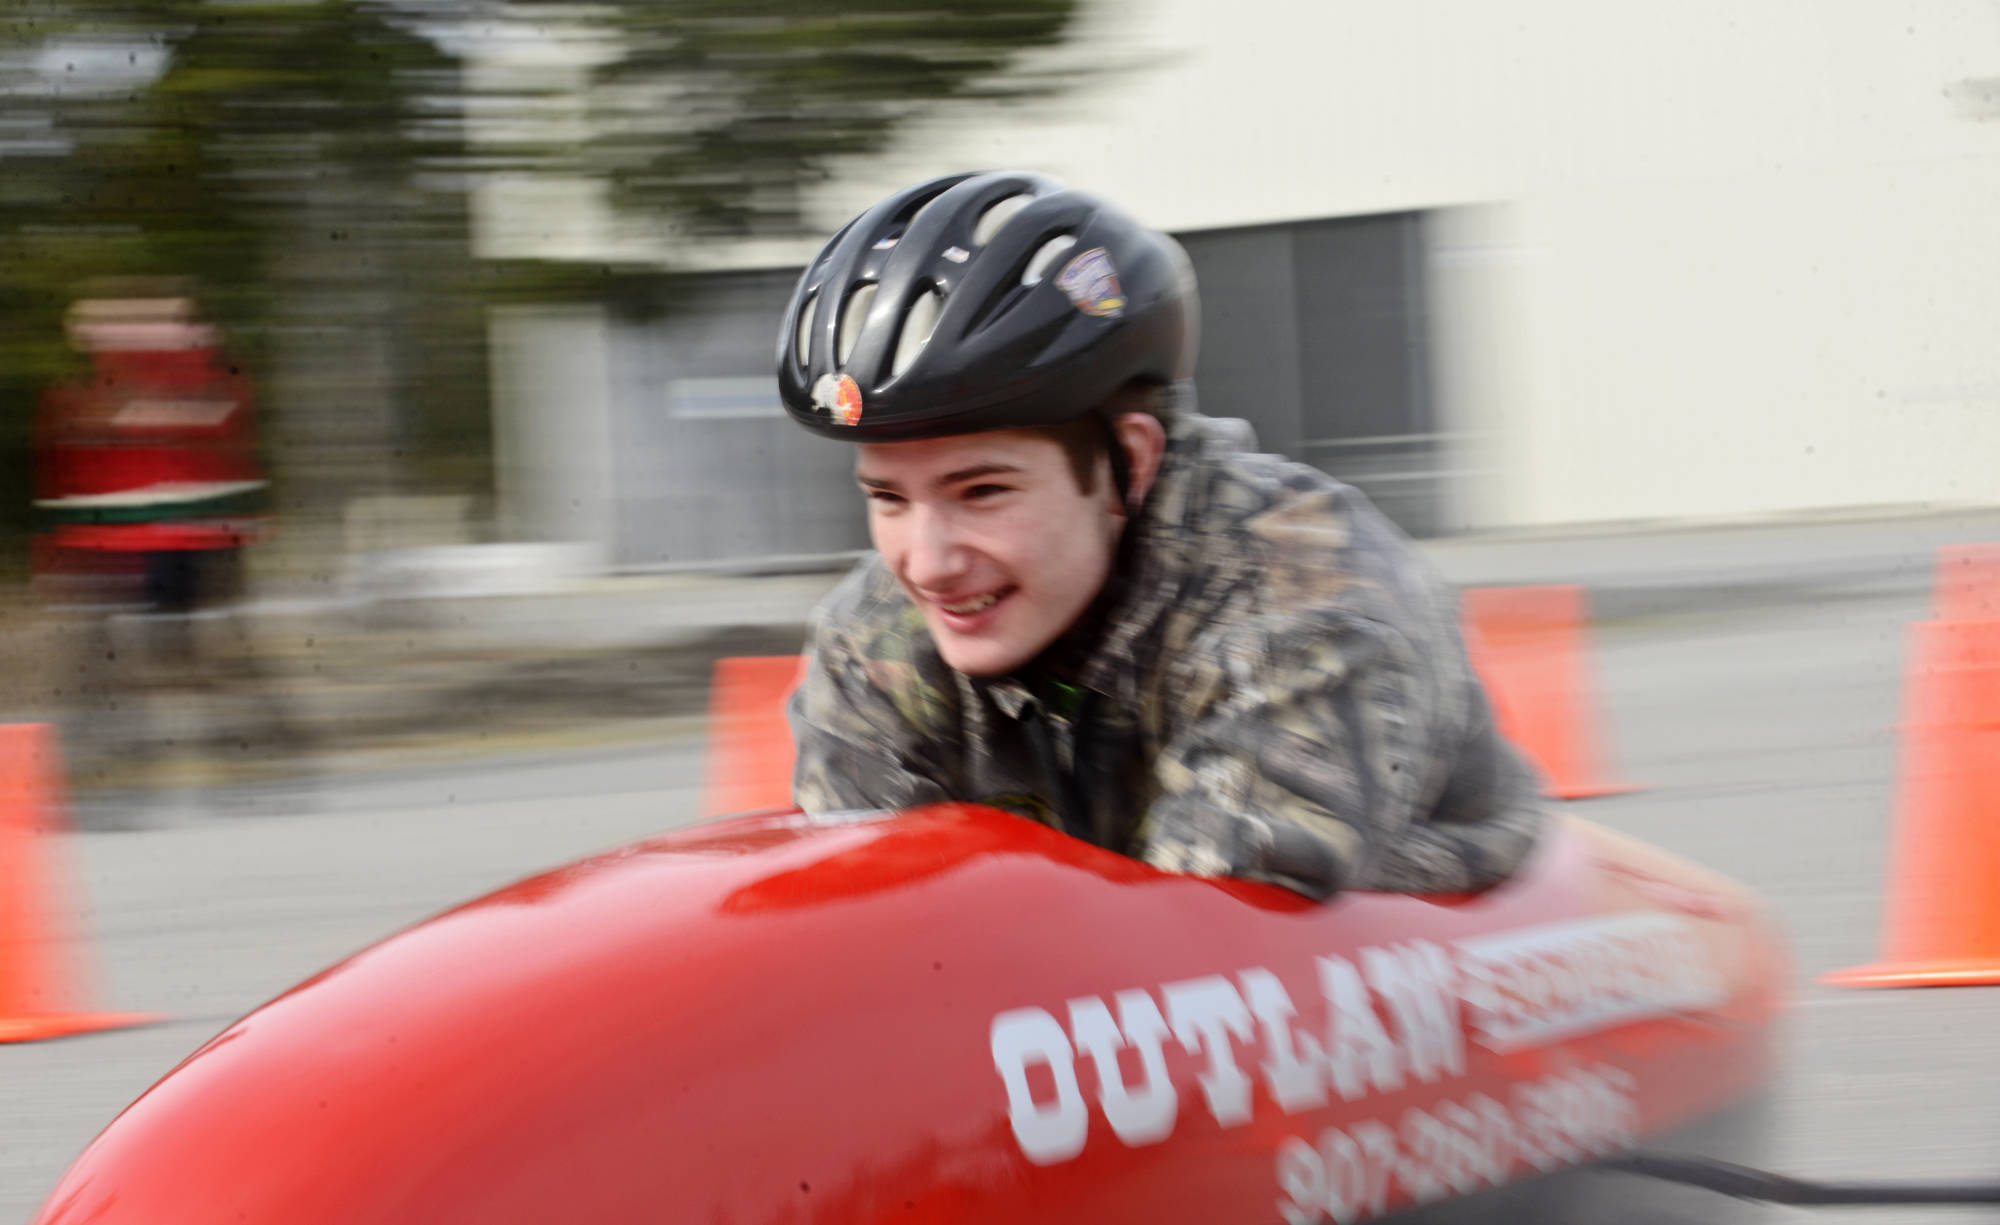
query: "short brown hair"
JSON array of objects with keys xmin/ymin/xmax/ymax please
[{"xmin": 1033, "ymin": 382, "xmax": 1173, "ymax": 494}]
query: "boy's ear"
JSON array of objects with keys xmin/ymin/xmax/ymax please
[{"xmin": 1111, "ymin": 411, "xmax": 1168, "ymax": 512}]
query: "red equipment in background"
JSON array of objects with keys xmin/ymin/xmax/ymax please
[{"xmin": 32, "ymin": 297, "xmax": 267, "ymax": 587}]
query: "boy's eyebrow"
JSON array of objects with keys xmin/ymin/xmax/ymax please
[
  {"xmin": 936, "ymin": 462, "xmax": 1024, "ymax": 488},
  {"xmin": 855, "ymin": 461, "xmax": 1025, "ymax": 492}
]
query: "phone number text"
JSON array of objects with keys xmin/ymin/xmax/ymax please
[{"xmin": 1275, "ymin": 1063, "xmax": 1637, "ymax": 1225}]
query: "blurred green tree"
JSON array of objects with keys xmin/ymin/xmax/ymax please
[
  {"xmin": 1, "ymin": 0, "xmax": 480, "ymax": 563},
  {"xmin": 0, "ymin": 0, "xmax": 1089, "ymax": 572},
  {"xmin": 584, "ymin": 0, "xmax": 1084, "ymax": 237}
]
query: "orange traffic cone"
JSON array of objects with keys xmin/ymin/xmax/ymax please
[
  {"xmin": 0, "ymin": 723, "xmax": 162, "ymax": 1042},
  {"xmin": 1934, "ymin": 543, "xmax": 2000, "ymax": 622},
  {"xmin": 1823, "ymin": 617, "xmax": 2000, "ymax": 987},
  {"xmin": 701, "ymin": 656, "xmax": 806, "ymax": 817},
  {"xmin": 1460, "ymin": 584, "xmax": 1638, "ymax": 800}
]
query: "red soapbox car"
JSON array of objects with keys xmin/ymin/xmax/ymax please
[{"xmin": 32, "ymin": 802, "xmax": 1790, "ymax": 1224}]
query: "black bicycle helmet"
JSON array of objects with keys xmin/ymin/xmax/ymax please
[{"xmin": 776, "ymin": 171, "xmax": 1196, "ymax": 440}]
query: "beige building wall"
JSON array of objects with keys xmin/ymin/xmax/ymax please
[
  {"xmin": 1434, "ymin": 162, "xmax": 2000, "ymax": 526},
  {"xmin": 473, "ymin": 0, "xmax": 2000, "ymax": 528},
  {"xmin": 848, "ymin": 0, "xmax": 2000, "ymax": 528}
]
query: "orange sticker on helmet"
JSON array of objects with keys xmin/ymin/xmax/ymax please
[{"xmin": 812, "ymin": 373, "xmax": 865, "ymax": 427}]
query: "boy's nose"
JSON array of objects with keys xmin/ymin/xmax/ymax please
[{"xmin": 902, "ymin": 509, "xmax": 971, "ymax": 591}]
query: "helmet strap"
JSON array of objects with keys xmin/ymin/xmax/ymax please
[{"xmin": 1101, "ymin": 410, "xmax": 1135, "ymax": 512}]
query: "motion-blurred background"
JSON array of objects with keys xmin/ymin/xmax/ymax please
[
  {"xmin": 7, "ymin": 2, "xmax": 2000, "ymax": 1219},
  {"xmin": 3, "ymin": 0, "xmax": 1998, "ymax": 785}
]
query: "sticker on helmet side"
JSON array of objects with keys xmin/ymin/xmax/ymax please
[
  {"xmin": 1054, "ymin": 247, "xmax": 1126, "ymax": 318},
  {"xmin": 812, "ymin": 372, "xmax": 865, "ymax": 427}
]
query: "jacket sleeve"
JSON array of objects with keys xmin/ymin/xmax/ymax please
[
  {"xmin": 788, "ymin": 613, "xmax": 954, "ymax": 816},
  {"xmin": 1137, "ymin": 611, "xmax": 1507, "ymax": 900}
]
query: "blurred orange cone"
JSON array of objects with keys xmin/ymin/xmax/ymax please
[
  {"xmin": 0, "ymin": 723, "xmax": 162, "ymax": 1042},
  {"xmin": 1824, "ymin": 617, "xmax": 2000, "ymax": 987},
  {"xmin": 701, "ymin": 656, "xmax": 806, "ymax": 817},
  {"xmin": 1934, "ymin": 543, "xmax": 2000, "ymax": 622},
  {"xmin": 1460, "ymin": 584, "xmax": 1638, "ymax": 800}
]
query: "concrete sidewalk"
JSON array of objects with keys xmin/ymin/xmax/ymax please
[
  {"xmin": 1419, "ymin": 504, "xmax": 2000, "ymax": 618},
  {"xmin": 36, "ymin": 503, "xmax": 2000, "ymax": 794},
  {"xmin": 294, "ymin": 502, "xmax": 2000, "ymax": 641}
]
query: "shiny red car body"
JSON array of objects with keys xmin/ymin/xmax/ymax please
[{"xmin": 32, "ymin": 803, "xmax": 1784, "ymax": 1224}]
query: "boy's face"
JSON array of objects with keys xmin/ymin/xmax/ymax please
[{"xmin": 856, "ymin": 428, "xmax": 1122, "ymax": 677}]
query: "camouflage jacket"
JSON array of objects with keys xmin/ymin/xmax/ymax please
[{"xmin": 789, "ymin": 409, "xmax": 1546, "ymax": 899}]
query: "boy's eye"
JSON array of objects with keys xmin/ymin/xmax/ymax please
[
  {"xmin": 964, "ymin": 484, "xmax": 1011, "ymax": 500},
  {"xmin": 865, "ymin": 490, "xmax": 906, "ymax": 507}
]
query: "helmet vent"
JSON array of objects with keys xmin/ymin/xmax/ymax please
[
  {"xmin": 1022, "ymin": 234, "xmax": 1079, "ymax": 286},
  {"xmin": 972, "ymin": 195, "xmax": 1033, "ymax": 247},
  {"xmin": 793, "ymin": 292, "xmax": 816, "ymax": 369},
  {"xmin": 907, "ymin": 190, "xmax": 949, "ymax": 231},
  {"xmin": 891, "ymin": 287, "xmax": 943, "ymax": 378},
  {"xmin": 836, "ymin": 283, "xmax": 877, "ymax": 368}
]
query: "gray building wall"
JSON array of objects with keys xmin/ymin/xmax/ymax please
[
  {"xmin": 600, "ymin": 211, "xmax": 1441, "ymax": 569},
  {"xmin": 1182, "ymin": 212, "xmax": 1442, "ymax": 536},
  {"xmin": 607, "ymin": 270, "xmax": 869, "ymax": 570}
]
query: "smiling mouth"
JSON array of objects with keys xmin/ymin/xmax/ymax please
[{"xmin": 938, "ymin": 587, "xmax": 1014, "ymax": 616}]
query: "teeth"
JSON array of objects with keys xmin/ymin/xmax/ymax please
[{"xmin": 942, "ymin": 593, "xmax": 999, "ymax": 615}]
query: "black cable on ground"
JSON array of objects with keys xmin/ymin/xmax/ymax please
[{"xmin": 1603, "ymin": 1154, "xmax": 2000, "ymax": 1206}]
